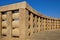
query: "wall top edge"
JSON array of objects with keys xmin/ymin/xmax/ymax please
[
  {"xmin": 0, "ymin": 1, "xmax": 27, "ymax": 12},
  {"xmin": 26, "ymin": 3, "xmax": 60, "ymax": 20},
  {"xmin": 0, "ymin": 1, "xmax": 60, "ymax": 20}
]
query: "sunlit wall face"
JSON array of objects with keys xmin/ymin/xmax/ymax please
[{"xmin": 0, "ymin": 1, "xmax": 60, "ymax": 40}]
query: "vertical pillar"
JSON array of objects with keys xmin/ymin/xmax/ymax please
[
  {"xmin": 53, "ymin": 20, "xmax": 55, "ymax": 30},
  {"xmin": 19, "ymin": 8, "xmax": 27, "ymax": 40},
  {"xmin": 34, "ymin": 16, "xmax": 37, "ymax": 33},
  {"xmin": 7, "ymin": 11, "xmax": 12, "ymax": 39},
  {"xmin": 55, "ymin": 20, "xmax": 56, "ymax": 29},
  {"xmin": 53, "ymin": 20, "xmax": 54, "ymax": 30},
  {"xmin": 25, "ymin": 10, "xmax": 29, "ymax": 39},
  {"xmin": 32, "ymin": 14, "xmax": 35, "ymax": 34},
  {"xmin": 47, "ymin": 19, "xmax": 49, "ymax": 30},
  {"xmin": 30, "ymin": 13, "xmax": 33, "ymax": 35},
  {"xmin": 42, "ymin": 18, "xmax": 44, "ymax": 31},
  {"xmin": 51, "ymin": 19, "xmax": 52, "ymax": 30},
  {"xmin": 56, "ymin": 20, "xmax": 57, "ymax": 29},
  {"xmin": 46, "ymin": 19, "xmax": 48, "ymax": 30},
  {"xmin": 52, "ymin": 20, "xmax": 53, "ymax": 30},
  {"xmin": 53, "ymin": 20, "xmax": 55, "ymax": 29},
  {"xmin": 44, "ymin": 18, "xmax": 46, "ymax": 31},
  {"xmin": 58, "ymin": 20, "xmax": 59, "ymax": 29},
  {"xmin": 45, "ymin": 18, "xmax": 47, "ymax": 30},
  {"xmin": 0, "ymin": 12, "xmax": 2, "ymax": 39},
  {"xmin": 58, "ymin": 20, "xmax": 60, "ymax": 29},
  {"xmin": 56, "ymin": 20, "xmax": 58, "ymax": 29},
  {"xmin": 37, "ymin": 17, "xmax": 40, "ymax": 32},
  {"xmin": 40, "ymin": 17, "xmax": 41, "ymax": 31},
  {"xmin": 48, "ymin": 19, "xmax": 50, "ymax": 30},
  {"xmin": 49, "ymin": 19, "xmax": 51, "ymax": 30},
  {"xmin": 57, "ymin": 20, "xmax": 59, "ymax": 29},
  {"xmin": 49, "ymin": 19, "xmax": 50, "ymax": 30},
  {"xmin": 27, "ymin": 13, "xmax": 34, "ymax": 37},
  {"xmin": 40, "ymin": 17, "xmax": 43, "ymax": 31}
]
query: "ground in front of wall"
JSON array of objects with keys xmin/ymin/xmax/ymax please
[{"xmin": 29, "ymin": 29, "xmax": 60, "ymax": 40}]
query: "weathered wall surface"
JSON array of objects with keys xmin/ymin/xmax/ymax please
[{"xmin": 0, "ymin": 1, "xmax": 60, "ymax": 40}]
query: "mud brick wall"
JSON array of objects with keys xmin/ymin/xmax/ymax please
[{"xmin": 0, "ymin": 1, "xmax": 60, "ymax": 40}]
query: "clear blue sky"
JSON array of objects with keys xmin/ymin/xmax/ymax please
[{"xmin": 0, "ymin": 0, "xmax": 60, "ymax": 18}]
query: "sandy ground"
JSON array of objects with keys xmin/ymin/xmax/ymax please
[{"xmin": 29, "ymin": 29, "xmax": 60, "ymax": 40}]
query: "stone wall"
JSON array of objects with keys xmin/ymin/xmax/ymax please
[{"xmin": 0, "ymin": 1, "xmax": 60, "ymax": 40}]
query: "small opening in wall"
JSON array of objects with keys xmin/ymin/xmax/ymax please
[
  {"xmin": 12, "ymin": 27, "xmax": 15, "ymax": 29},
  {"xmin": 28, "ymin": 33, "xmax": 31, "ymax": 36},
  {"xmin": 28, "ymin": 25, "xmax": 30, "ymax": 29},
  {"xmin": 1, "ymin": 11, "xmax": 7, "ymax": 15},
  {"xmin": 37, "ymin": 19, "xmax": 38, "ymax": 22},
  {"xmin": 37, "ymin": 25, "xmax": 38, "ymax": 27},
  {"xmin": 37, "ymin": 30, "xmax": 38, "ymax": 32},
  {"xmin": 56, "ymin": 27, "xmax": 57, "ymax": 29},
  {"xmin": 2, "ymin": 27, "xmax": 6, "ymax": 29},
  {"xmin": 28, "ymin": 11, "xmax": 31, "ymax": 15},
  {"xmin": 45, "ymin": 28, "xmax": 47, "ymax": 30},
  {"xmin": 59, "ymin": 26, "xmax": 60, "ymax": 29},
  {"xmin": 37, "ymin": 16, "xmax": 39, "ymax": 22},
  {"xmin": 2, "ymin": 19, "xmax": 6, "ymax": 21},
  {"xmin": 28, "ymin": 17, "xmax": 30, "ymax": 21},
  {"xmin": 2, "ymin": 34, "xmax": 7, "ymax": 36},
  {"xmin": 33, "ymin": 31, "xmax": 35, "ymax": 33},
  {"xmin": 40, "ymin": 20, "xmax": 41, "ymax": 22},
  {"xmin": 33, "ymin": 24, "xmax": 35, "ymax": 28},
  {"xmin": 12, "ymin": 18, "xmax": 19, "ymax": 21},
  {"xmin": 12, "ymin": 19, "xmax": 14, "ymax": 21},
  {"xmin": 40, "ymin": 17, "xmax": 42, "ymax": 19},
  {"xmin": 12, "ymin": 9, "xmax": 19, "ymax": 13},
  {"xmin": 40, "ymin": 29, "xmax": 42, "ymax": 31},
  {"xmin": 33, "ymin": 19, "xmax": 34, "ymax": 22},
  {"xmin": 12, "ymin": 36, "xmax": 19, "ymax": 38},
  {"xmin": 33, "ymin": 14, "xmax": 35, "ymax": 17},
  {"xmin": 37, "ymin": 16, "xmax": 39, "ymax": 18}
]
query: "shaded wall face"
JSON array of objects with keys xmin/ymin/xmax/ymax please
[{"xmin": 25, "ymin": 9, "xmax": 60, "ymax": 38}]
